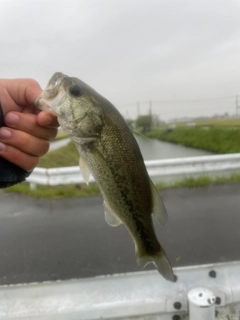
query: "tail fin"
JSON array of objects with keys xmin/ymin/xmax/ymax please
[{"xmin": 137, "ymin": 251, "xmax": 176, "ymax": 282}]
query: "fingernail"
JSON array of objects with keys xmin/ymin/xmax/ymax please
[
  {"xmin": 43, "ymin": 116, "xmax": 52, "ymax": 125},
  {"xmin": 42, "ymin": 113, "xmax": 53, "ymax": 125},
  {"xmin": 0, "ymin": 142, "xmax": 6, "ymax": 152},
  {"xmin": 0, "ymin": 128, "xmax": 11, "ymax": 138},
  {"xmin": 5, "ymin": 113, "xmax": 20, "ymax": 125}
]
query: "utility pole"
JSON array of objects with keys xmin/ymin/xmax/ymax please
[
  {"xmin": 149, "ymin": 100, "xmax": 153, "ymax": 129},
  {"xmin": 236, "ymin": 95, "xmax": 239, "ymax": 116},
  {"xmin": 149, "ymin": 100, "xmax": 152, "ymax": 115},
  {"xmin": 137, "ymin": 101, "xmax": 140, "ymax": 117}
]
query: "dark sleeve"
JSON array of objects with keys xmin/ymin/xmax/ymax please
[{"xmin": 0, "ymin": 103, "xmax": 31, "ymax": 188}]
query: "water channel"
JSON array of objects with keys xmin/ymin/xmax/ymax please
[
  {"xmin": 49, "ymin": 135, "xmax": 214, "ymax": 184},
  {"xmin": 50, "ymin": 136, "xmax": 212, "ymax": 160},
  {"xmin": 134, "ymin": 135, "xmax": 212, "ymax": 160}
]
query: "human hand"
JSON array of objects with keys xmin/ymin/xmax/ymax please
[{"xmin": 0, "ymin": 78, "xmax": 58, "ymax": 171}]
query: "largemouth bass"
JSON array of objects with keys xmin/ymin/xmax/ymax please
[{"xmin": 35, "ymin": 72, "xmax": 175, "ymax": 282}]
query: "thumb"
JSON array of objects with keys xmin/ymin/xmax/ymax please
[{"xmin": 4, "ymin": 78, "xmax": 42, "ymax": 106}]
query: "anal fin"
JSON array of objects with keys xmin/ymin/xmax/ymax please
[
  {"xmin": 150, "ymin": 180, "xmax": 168, "ymax": 226},
  {"xmin": 103, "ymin": 201, "xmax": 122, "ymax": 227}
]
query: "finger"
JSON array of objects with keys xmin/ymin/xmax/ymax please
[
  {"xmin": 37, "ymin": 111, "xmax": 59, "ymax": 128},
  {"xmin": 0, "ymin": 142, "xmax": 39, "ymax": 171},
  {"xmin": 0, "ymin": 127, "xmax": 50, "ymax": 157},
  {"xmin": 4, "ymin": 78, "xmax": 42, "ymax": 107},
  {"xmin": 5, "ymin": 112, "xmax": 58, "ymax": 140}
]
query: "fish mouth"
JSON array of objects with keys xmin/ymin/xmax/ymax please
[
  {"xmin": 45, "ymin": 72, "xmax": 66, "ymax": 94},
  {"xmin": 34, "ymin": 72, "xmax": 67, "ymax": 115}
]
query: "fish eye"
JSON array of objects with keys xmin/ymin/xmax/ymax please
[{"xmin": 69, "ymin": 84, "xmax": 82, "ymax": 97}]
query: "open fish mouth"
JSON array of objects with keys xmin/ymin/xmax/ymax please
[{"xmin": 34, "ymin": 72, "xmax": 67, "ymax": 115}]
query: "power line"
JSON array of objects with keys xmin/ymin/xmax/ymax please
[
  {"xmin": 151, "ymin": 95, "xmax": 235, "ymax": 103},
  {"xmin": 117, "ymin": 95, "xmax": 237, "ymax": 108}
]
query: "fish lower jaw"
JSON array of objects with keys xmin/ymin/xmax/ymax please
[
  {"xmin": 35, "ymin": 85, "xmax": 66, "ymax": 116},
  {"xmin": 34, "ymin": 97, "xmax": 58, "ymax": 115}
]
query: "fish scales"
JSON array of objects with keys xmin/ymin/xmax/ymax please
[
  {"xmin": 81, "ymin": 105, "xmax": 160, "ymax": 254},
  {"xmin": 35, "ymin": 72, "xmax": 176, "ymax": 282}
]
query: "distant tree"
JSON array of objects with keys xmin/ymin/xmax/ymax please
[
  {"xmin": 135, "ymin": 115, "xmax": 152, "ymax": 133},
  {"xmin": 125, "ymin": 118, "xmax": 135, "ymax": 130},
  {"xmin": 151, "ymin": 114, "xmax": 166, "ymax": 128}
]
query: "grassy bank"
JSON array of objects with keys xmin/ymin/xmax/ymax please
[
  {"xmin": 38, "ymin": 141, "xmax": 79, "ymax": 168},
  {"xmin": 4, "ymin": 130, "xmax": 240, "ymax": 198},
  {"xmin": 171, "ymin": 117, "xmax": 240, "ymax": 128},
  {"xmin": 4, "ymin": 172, "xmax": 240, "ymax": 198},
  {"xmin": 147, "ymin": 127, "xmax": 240, "ymax": 154},
  {"xmin": 53, "ymin": 131, "xmax": 68, "ymax": 141},
  {"xmin": 5, "ymin": 182, "xmax": 100, "ymax": 198},
  {"xmin": 156, "ymin": 173, "xmax": 240, "ymax": 189}
]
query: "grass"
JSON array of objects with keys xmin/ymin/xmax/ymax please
[
  {"xmin": 53, "ymin": 131, "xmax": 68, "ymax": 141},
  {"xmin": 4, "ymin": 128, "xmax": 240, "ymax": 198},
  {"xmin": 170, "ymin": 117, "xmax": 240, "ymax": 128},
  {"xmin": 4, "ymin": 182, "xmax": 100, "ymax": 198},
  {"xmin": 4, "ymin": 140, "xmax": 97, "ymax": 198},
  {"xmin": 4, "ymin": 172, "xmax": 240, "ymax": 198},
  {"xmin": 38, "ymin": 141, "xmax": 79, "ymax": 168},
  {"xmin": 156, "ymin": 173, "xmax": 240, "ymax": 190},
  {"xmin": 146, "ymin": 127, "xmax": 240, "ymax": 154}
]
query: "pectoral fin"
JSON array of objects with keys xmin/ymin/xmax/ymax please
[
  {"xmin": 72, "ymin": 136, "xmax": 96, "ymax": 144},
  {"xmin": 79, "ymin": 157, "xmax": 91, "ymax": 185},
  {"xmin": 103, "ymin": 201, "xmax": 122, "ymax": 227},
  {"xmin": 150, "ymin": 180, "xmax": 168, "ymax": 226},
  {"xmin": 74, "ymin": 142, "xmax": 91, "ymax": 185}
]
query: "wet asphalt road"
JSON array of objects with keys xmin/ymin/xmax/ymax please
[{"xmin": 0, "ymin": 183, "xmax": 240, "ymax": 285}]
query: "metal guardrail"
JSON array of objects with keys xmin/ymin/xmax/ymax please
[
  {"xmin": 27, "ymin": 153, "xmax": 240, "ymax": 188},
  {"xmin": 0, "ymin": 261, "xmax": 239, "ymax": 319}
]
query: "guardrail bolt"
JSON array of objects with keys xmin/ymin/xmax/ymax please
[
  {"xmin": 173, "ymin": 302, "xmax": 182, "ymax": 310},
  {"xmin": 209, "ymin": 270, "xmax": 217, "ymax": 278},
  {"xmin": 215, "ymin": 297, "xmax": 221, "ymax": 305},
  {"xmin": 172, "ymin": 315, "xmax": 181, "ymax": 320}
]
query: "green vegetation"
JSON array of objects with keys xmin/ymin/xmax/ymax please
[
  {"xmin": 54, "ymin": 131, "xmax": 68, "ymax": 141},
  {"xmin": 135, "ymin": 115, "xmax": 153, "ymax": 133},
  {"xmin": 4, "ymin": 121, "xmax": 240, "ymax": 198},
  {"xmin": 4, "ymin": 172, "xmax": 240, "ymax": 198},
  {"xmin": 38, "ymin": 141, "xmax": 79, "ymax": 168},
  {"xmin": 147, "ymin": 127, "xmax": 240, "ymax": 154},
  {"xmin": 4, "ymin": 140, "xmax": 98, "ymax": 198},
  {"xmin": 172, "ymin": 117, "xmax": 240, "ymax": 128},
  {"xmin": 5, "ymin": 182, "xmax": 100, "ymax": 198},
  {"xmin": 156, "ymin": 173, "xmax": 240, "ymax": 190},
  {"xmin": 145, "ymin": 129, "xmax": 165, "ymax": 139},
  {"xmin": 133, "ymin": 114, "xmax": 167, "ymax": 133}
]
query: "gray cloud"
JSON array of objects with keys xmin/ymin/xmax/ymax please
[{"xmin": 1, "ymin": 0, "xmax": 240, "ymax": 120}]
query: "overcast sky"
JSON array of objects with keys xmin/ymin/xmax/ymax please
[{"xmin": 1, "ymin": 0, "xmax": 240, "ymax": 120}]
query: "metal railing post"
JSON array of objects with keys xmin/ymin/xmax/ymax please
[
  {"xmin": 188, "ymin": 288, "xmax": 215, "ymax": 320},
  {"xmin": 30, "ymin": 182, "xmax": 37, "ymax": 190}
]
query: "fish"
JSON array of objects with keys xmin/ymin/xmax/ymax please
[{"xmin": 35, "ymin": 72, "xmax": 176, "ymax": 282}]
